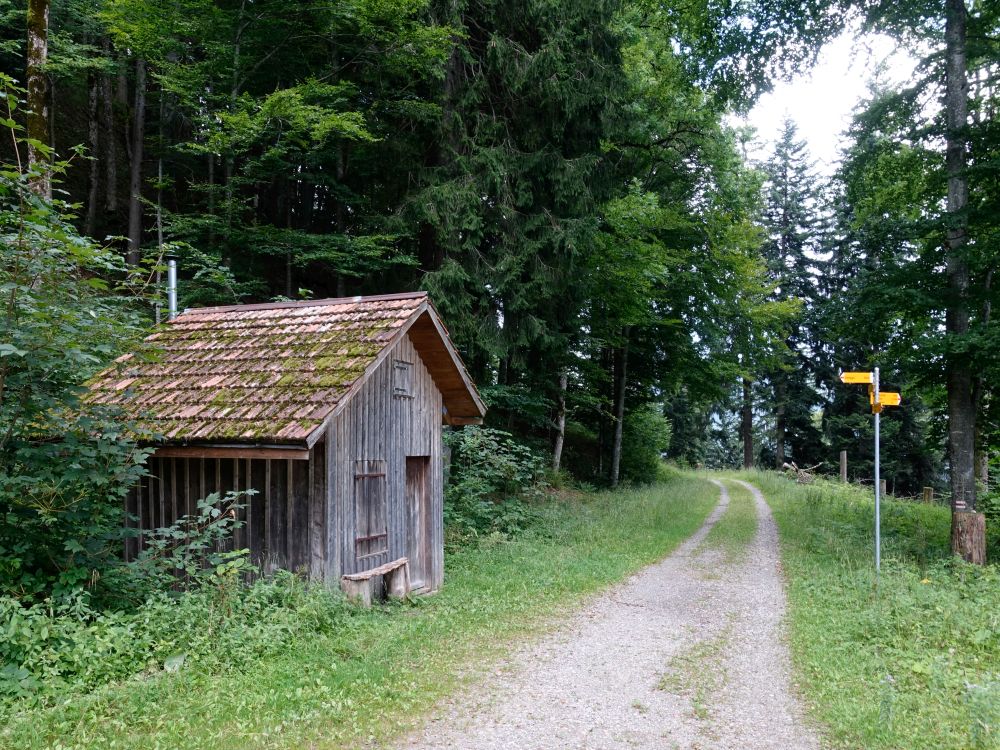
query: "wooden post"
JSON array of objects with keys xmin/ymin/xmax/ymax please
[
  {"xmin": 840, "ymin": 451, "xmax": 847, "ymax": 483},
  {"xmin": 922, "ymin": 487, "xmax": 934, "ymax": 504},
  {"xmin": 880, "ymin": 479, "xmax": 888, "ymax": 496},
  {"xmin": 951, "ymin": 512, "xmax": 986, "ymax": 564}
]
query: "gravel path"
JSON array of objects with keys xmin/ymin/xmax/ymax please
[{"xmin": 397, "ymin": 478, "xmax": 819, "ymax": 750}]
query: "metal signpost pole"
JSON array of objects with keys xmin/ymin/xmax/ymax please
[
  {"xmin": 838, "ymin": 368, "xmax": 899, "ymax": 577},
  {"xmin": 874, "ymin": 366, "xmax": 881, "ymax": 576}
]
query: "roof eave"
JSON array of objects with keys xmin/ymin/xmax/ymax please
[{"xmin": 303, "ymin": 300, "xmax": 486, "ymax": 448}]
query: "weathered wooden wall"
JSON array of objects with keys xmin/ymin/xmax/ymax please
[
  {"xmin": 126, "ymin": 333, "xmax": 446, "ymax": 591},
  {"xmin": 126, "ymin": 448, "xmax": 326, "ymax": 577},
  {"xmin": 328, "ymin": 333, "xmax": 444, "ymax": 590}
]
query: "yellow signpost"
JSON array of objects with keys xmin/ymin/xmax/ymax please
[{"xmin": 839, "ymin": 368, "xmax": 901, "ymax": 574}]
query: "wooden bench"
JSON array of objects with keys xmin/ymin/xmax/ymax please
[{"xmin": 340, "ymin": 557, "xmax": 410, "ymax": 607}]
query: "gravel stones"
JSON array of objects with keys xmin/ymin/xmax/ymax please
[{"xmin": 398, "ymin": 478, "xmax": 819, "ymax": 750}]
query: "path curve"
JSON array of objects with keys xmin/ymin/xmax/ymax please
[{"xmin": 397, "ymin": 478, "xmax": 818, "ymax": 750}]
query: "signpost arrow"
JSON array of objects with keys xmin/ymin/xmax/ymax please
[{"xmin": 838, "ymin": 368, "xmax": 902, "ymax": 576}]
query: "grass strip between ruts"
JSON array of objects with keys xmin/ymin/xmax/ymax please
[{"xmin": 700, "ymin": 479, "xmax": 757, "ymax": 563}]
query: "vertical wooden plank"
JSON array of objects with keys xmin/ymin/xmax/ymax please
[
  {"xmin": 186, "ymin": 458, "xmax": 200, "ymax": 518},
  {"xmin": 169, "ymin": 457, "xmax": 178, "ymax": 528},
  {"xmin": 332, "ymin": 419, "xmax": 343, "ymax": 586},
  {"xmin": 219, "ymin": 458, "xmax": 233, "ymax": 552},
  {"xmin": 124, "ymin": 484, "xmax": 137, "ymax": 561},
  {"xmin": 286, "ymin": 459, "xmax": 295, "ymax": 570},
  {"xmin": 310, "ymin": 445, "xmax": 326, "ymax": 579},
  {"xmin": 143, "ymin": 461, "xmax": 157, "ymax": 552},
  {"xmin": 199, "ymin": 457, "xmax": 206, "ymax": 508},
  {"xmin": 263, "ymin": 459, "xmax": 273, "ymax": 572},
  {"xmin": 157, "ymin": 457, "xmax": 168, "ymax": 530},
  {"xmin": 137, "ymin": 473, "xmax": 147, "ymax": 555},
  {"xmin": 250, "ymin": 459, "xmax": 267, "ymax": 570},
  {"xmin": 291, "ymin": 456, "xmax": 310, "ymax": 572},
  {"xmin": 232, "ymin": 458, "xmax": 243, "ymax": 552},
  {"xmin": 268, "ymin": 458, "xmax": 287, "ymax": 569}
]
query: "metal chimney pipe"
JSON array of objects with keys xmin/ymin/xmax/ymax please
[{"xmin": 166, "ymin": 257, "xmax": 178, "ymax": 321}]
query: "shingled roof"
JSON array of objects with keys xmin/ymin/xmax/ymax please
[{"xmin": 88, "ymin": 292, "xmax": 485, "ymax": 446}]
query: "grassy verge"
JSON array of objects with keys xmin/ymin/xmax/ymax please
[
  {"xmin": 701, "ymin": 479, "xmax": 757, "ymax": 562},
  {"xmin": 740, "ymin": 470, "xmax": 999, "ymax": 750},
  {"xmin": 0, "ymin": 471, "xmax": 719, "ymax": 750}
]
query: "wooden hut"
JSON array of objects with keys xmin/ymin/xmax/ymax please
[{"xmin": 88, "ymin": 292, "xmax": 485, "ymax": 595}]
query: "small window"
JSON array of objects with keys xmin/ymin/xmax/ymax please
[
  {"xmin": 354, "ymin": 459, "xmax": 388, "ymax": 559},
  {"xmin": 393, "ymin": 359, "xmax": 413, "ymax": 398}
]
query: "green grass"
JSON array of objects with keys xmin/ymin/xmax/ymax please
[
  {"xmin": 740, "ymin": 470, "xmax": 1000, "ymax": 750},
  {"xmin": 657, "ymin": 620, "xmax": 732, "ymax": 722},
  {"xmin": 701, "ymin": 479, "xmax": 757, "ymax": 562},
  {"xmin": 0, "ymin": 471, "xmax": 719, "ymax": 750}
]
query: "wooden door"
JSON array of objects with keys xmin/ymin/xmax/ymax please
[{"xmin": 405, "ymin": 456, "xmax": 432, "ymax": 590}]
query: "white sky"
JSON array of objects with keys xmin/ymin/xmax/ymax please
[{"xmin": 738, "ymin": 30, "xmax": 919, "ymax": 174}]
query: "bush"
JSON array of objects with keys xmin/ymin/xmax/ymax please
[
  {"xmin": 443, "ymin": 426, "xmax": 546, "ymax": 545},
  {"xmin": 0, "ymin": 83, "xmax": 151, "ymax": 603},
  {"xmin": 620, "ymin": 403, "xmax": 672, "ymax": 484},
  {"xmin": 0, "ymin": 572, "xmax": 349, "ymax": 706}
]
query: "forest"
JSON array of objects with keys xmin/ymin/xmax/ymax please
[
  {"xmin": 3, "ymin": 0, "xmax": 1000, "ymax": 592},
  {"xmin": 2, "ymin": 1, "xmax": 1000, "ymax": 747}
]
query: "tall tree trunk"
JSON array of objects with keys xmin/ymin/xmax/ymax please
[
  {"xmin": 85, "ymin": 71, "xmax": 100, "ymax": 236},
  {"xmin": 975, "ymin": 447, "xmax": 989, "ymax": 487},
  {"xmin": 285, "ymin": 178, "xmax": 295, "ymax": 297},
  {"xmin": 741, "ymin": 376, "xmax": 753, "ymax": 469},
  {"xmin": 775, "ymin": 379, "xmax": 786, "ymax": 469},
  {"xmin": 221, "ymin": 0, "xmax": 247, "ymax": 264},
  {"xmin": 944, "ymin": 0, "xmax": 983, "ymax": 562},
  {"xmin": 126, "ymin": 58, "xmax": 146, "ymax": 265},
  {"xmin": 553, "ymin": 370, "xmax": 567, "ymax": 472},
  {"xmin": 610, "ymin": 330, "xmax": 629, "ymax": 489},
  {"xmin": 335, "ymin": 144, "xmax": 348, "ymax": 296},
  {"xmin": 25, "ymin": 0, "xmax": 50, "ymax": 197},
  {"xmin": 101, "ymin": 41, "xmax": 117, "ymax": 213}
]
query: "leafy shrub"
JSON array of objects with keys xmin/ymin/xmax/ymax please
[
  {"xmin": 620, "ymin": 403, "xmax": 672, "ymax": 484},
  {"xmin": 0, "ymin": 571, "xmax": 349, "ymax": 706},
  {"xmin": 99, "ymin": 491, "xmax": 255, "ymax": 607},
  {"xmin": 0, "ymin": 83, "xmax": 151, "ymax": 602},
  {"xmin": 443, "ymin": 426, "xmax": 546, "ymax": 545}
]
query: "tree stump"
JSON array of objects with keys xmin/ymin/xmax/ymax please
[{"xmin": 951, "ymin": 511, "xmax": 986, "ymax": 564}]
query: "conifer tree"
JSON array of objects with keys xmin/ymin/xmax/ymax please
[{"xmin": 759, "ymin": 119, "xmax": 825, "ymax": 469}]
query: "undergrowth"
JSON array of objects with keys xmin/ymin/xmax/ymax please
[
  {"xmin": 0, "ymin": 470, "xmax": 719, "ymax": 749},
  {"xmin": 743, "ymin": 470, "xmax": 999, "ymax": 750}
]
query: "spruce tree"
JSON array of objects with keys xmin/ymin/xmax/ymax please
[{"xmin": 759, "ymin": 119, "xmax": 825, "ymax": 469}]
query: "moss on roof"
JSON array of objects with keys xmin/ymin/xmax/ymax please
[{"xmin": 88, "ymin": 293, "xmax": 427, "ymax": 444}]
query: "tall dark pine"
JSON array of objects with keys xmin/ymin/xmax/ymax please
[
  {"xmin": 421, "ymin": 0, "xmax": 624, "ymax": 396},
  {"xmin": 760, "ymin": 120, "xmax": 824, "ymax": 469}
]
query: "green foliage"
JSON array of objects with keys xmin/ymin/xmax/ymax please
[
  {"xmin": 443, "ymin": 426, "xmax": 545, "ymax": 544},
  {"xmin": 619, "ymin": 402, "xmax": 672, "ymax": 484},
  {"xmin": 758, "ymin": 119, "xmax": 825, "ymax": 468},
  {"xmin": 0, "ymin": 570, "xmax": 348, "ymax": 706},
  {"xmin": 0, "ymin": 474, "xmax": 719, "ymax": 748},
  {"xmin": 0, "ymin": 80, "xmax": 151, "ymax": 602},
  {"xmin": 104, "ymin": 491, "xmax": 254, "ymax": 604},
  {"xmin": 748, "ymin": 470, "xmax": 1000, "ymax": 750}
]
